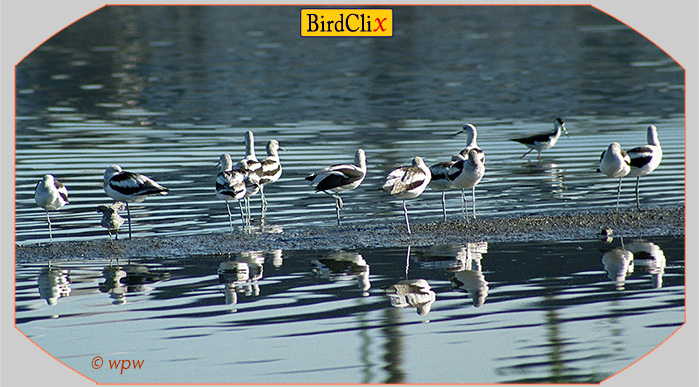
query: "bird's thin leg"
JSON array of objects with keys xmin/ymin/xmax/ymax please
[
  {"xmin": 635, "ymin": 177, "xmax": 641, "ymax": 210},
  {"xmin": 332, "ymin": 194, "xmax": 343, "ymax": 226},
  {"xmin": 125, "ymin": 202, "xmax": 132, "ymax": 239},
  {"xmin": 472, "ymin": 187, "xmax": 477, "ymax": 219},
  {"xmin": 46, "ymin": 211, "xmax": 53, "ymax": 243},
  {"xmin": 238, "ymin": 200, "xmax": 246, "ymax": 226},
  {"xmin": 537, "ymin": 151, "xmax": 541, "ymax": 162},
  {"xmin": 461, "ymin": 189, "xmax": 466, "ymax": 219},
  {"xmin": 260, "ymin": 186, "xmax": 267, "ymax": 215},
  {"xmin": 226, "ymin": 202, "xmax": 233, "ymax": 233},
  {"xmin": 519, "ymin": 149, "xmax": 534, "ymax": 159},
  {"xmin": 615, "ymin": 178, "xmax": 623, "ymax": 211},
  {"xmin": 403, "ymin": 200, "xmax": 411, "ymax": 235},
  {"xmin": 107, "ymin": 229, "xmax": 114, "ymax": 245},
  {"xmin": 441, "ymin": 191, "xmax": 447, "ymax": 222}
]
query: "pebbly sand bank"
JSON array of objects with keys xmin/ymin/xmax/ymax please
[{"xmin": 15, "ymin": 207, "xmax": 685, "ymax": 263}]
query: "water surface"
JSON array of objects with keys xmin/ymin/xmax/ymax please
[
  {"xmin": 15, "ymin": 236, "xmax": 684, "ymax": 383},
  {"xmin": 15, "ymin": 6, "xmax": 685, "ymax": 245}
]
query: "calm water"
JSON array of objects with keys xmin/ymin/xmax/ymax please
[
  {"xmin": 15, "ymin": 6, "xmax": 685, "ymax": 245},
  {"xmin": 14, "ymin": 6, "xmax": 686, "ymax": 384},
  {"xmin": 15, "ymin": 237, "xmax": 684, "ymax": 384}
]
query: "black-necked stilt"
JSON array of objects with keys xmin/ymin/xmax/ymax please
[
  {"xmin": 380, "ymin": 156, "xmax": 431, "ymax": 235},
  {"xmin": 216, "ymin": 153, "xmax": 248, "ymax": 232},
  {"xmin": 96, "ymin": 202, "xmax": 126, "ymax": 241},
  {"xmin": 306, "ymin": 149, "xmax": 367, "ymax": 226},
  {"xmin": 103, "ymin": 165, "xmax": 169, "ymax": 239},
  {"xmin": 257, "ymin": 139, "xmax": 284, "ymax": 212},
  {"xmin": 448, "ymin": 149, "xmax": 485, "ymax": 220},
  {"xmin": 625, "ymin": 125, "xmax": 662, "ymax": 210},
  {"xmin": 511, "ymin": 118, "xmax": 568, "ymax": 161},
  {"xmin": 34, "ymin": 174, "xmax": 69, "ymax": 242},
  {"xmin": 597, "ymin": 142, "xmax": 631, "ymax": 210}
]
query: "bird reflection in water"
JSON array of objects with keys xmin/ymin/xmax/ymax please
[
  {"xmin": 37, "ymin": 263, "xmax": 71, "ymax": 306},
  {"xmin": 385, "ymin": 246, "xmax": 436, "ymax": 316},
  {"xmin": 99, "ymin": 261, "xmax": 169, "ymax": 305},
  {"xmin": 218, "ymin": 250, "xmax": 265, "ymax": 309},
  {"xmin": 601, "ymin": 238, "xmax": 666, "ymax": 290},
  {"xmin": 311, "ymin": 250, "xmax": 370, "ymax": 296}
]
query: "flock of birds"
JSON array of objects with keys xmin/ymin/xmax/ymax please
[{"xmin": 32, "ymin": 120, "xmax": 663, "ymax": 242}]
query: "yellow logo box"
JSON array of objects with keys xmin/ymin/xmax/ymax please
[{"xmin": 301, "ymin": 9, "xmax": 393, "ymax": 37}]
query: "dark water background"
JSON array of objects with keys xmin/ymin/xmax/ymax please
[{"xmin": 14, "ymin": 5, "xmax": 685, "ymax": 384}]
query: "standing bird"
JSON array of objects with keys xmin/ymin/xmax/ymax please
[
  {"xmin": 448, "ymin": 149, "xmax": 486, "ymax": 220},
  {"xmin": 34, "ymin": 174, "xmax": 69, "ymax": 242},
  {"xmin": 103, "ymin": 165, "xmax": 169, "ymax": 239},
  {"xmin": 428, "ymin": 123, "xmax": 483, "ymax": 220},
  {"xmin": 625, "ymin": 125, "xmax": 662, "ymax": 210},
  {"xmin": 306, "ymin": 149, "xmax": 367, "ymax": 226},
  {"xmin": 96, "ymin": 202, "xmax": 126, "ymax": 241},
  {"xmin": 236, "ymin": 159, "xmax": 261, "ymax": 227},
  {"xmin": 257, "ymin": 139, "xmax": 284, "ymax": 212},
  {"xmin": 239, "ymin": 130, "xmax": 262, "ymax": 173},
  {"xmin": 380, "ymin": 156, "xmax": 432, "ymax": 235},
  {"xmin": 511, "ymin": 117, "xmax": 568, "ymax": 161},
  {"xmin": 597, "ymin": 142, "xmax": 631, "ymax": 210},
  {"xmin": 216, "ymin": 153, "xmax": 248, "ymax": 232}
]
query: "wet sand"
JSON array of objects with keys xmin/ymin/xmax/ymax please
[{"xmin": 16, "ymin": 207, "xmax": 684, "ymax": 262}]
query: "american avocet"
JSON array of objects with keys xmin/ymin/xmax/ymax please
[
  {"xmin": 237, "ymin": 159, "xmax": 261, "ymax": 227},
  {"xmin": 96, "ymin": 202, "xmax": 126, "ymax": 241},
  {"xmin": 216, "ymin": 153, "xmax": 248, "ymax": 232},
  {"xmin": 380, "ymin": 156, "xmax": 431, "ymax": 234},
  {"xmin": 103, "ymin": 165, "xmax": 169, "ymax": 239},
  {"xmin": 239, "ymin": 131, "xmax": 262, "ymax": 170},
  {"xmin": 306, "ymin": 149, "xmax": 367, "ymax": 226},
  {"xmin": 428, "ymin": 160, "xmax": 456, "ymax": 221},
  {"xmin": 448, "ymin": 149, "xmax": 485, "ymax": 220},
  {"xmin": 257, "ymin": 139, "xmax": 284, "ymax": 212},
  {"xmin": 626, "ymin": 125, "xmax": 662, "ymax": 210},
  {"xmin": 597, "ymin": 142, "xmax": 631, "ymax": 210},
  {"xmin": 34, "ymin": 174, "xmax": 69, "ymax": 242},
  {"xmin": 511, "ymin": 118, "xmax": 568, "ymax": 161},
  {"xmin": 428, "ymin": 123, "xmax": 483, "ymax": 220}
]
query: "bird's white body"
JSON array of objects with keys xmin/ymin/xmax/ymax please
[
  {"xmin": 381, "ymin": 156, "xmax": 431, "ymax": 200},
  {"xmin": 103, "ymin": 165, "xmax": 168, "ymax": 203},
  {"xmin": 599, "ymin": 142, "xmax": 631, "ymax": 178},
  {"xmin": 35, "ymin": 174, "xmax": 69, "ymax": 211},
  {"xmin": 627, "ymin": 125, "xmax": 662, "ymax": 178}
]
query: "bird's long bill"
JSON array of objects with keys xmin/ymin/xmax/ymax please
[{"xmin": 563, "ymin": 126, "xmax": 570, "ymax": 138}]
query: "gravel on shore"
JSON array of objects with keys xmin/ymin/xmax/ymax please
[{"xmin": 15, "ymin": 207, "xmax": 685, "ymax": 263}]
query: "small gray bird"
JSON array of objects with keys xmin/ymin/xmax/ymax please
[{"xmin": 96, "ymin": 202, "xmax": 126, "ymax": 241}]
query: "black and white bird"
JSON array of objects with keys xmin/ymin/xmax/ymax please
[
  {"xmin": 597, "ymin": 142, "xmax": 631, "ymax": 210},
  {"xmin": 380, "ymin": 156, "xmax": 431, "ymax": 235},
  {"xmin": 447, "ymin": 149, "xmax": 486, "ymax": 220},
  {"xmin": 237, "ymin": 159, "xmax": 262, "ymax": 227},
  {"xmin": 625, "ymin": 125, "xmax": 662, "ymax": 210},
  {"xmin": 306, "ymin": 149, "xmax": 367, "ymax": 226},
  {"xmin": 511, "ymin": 118, "xmax": 568, "ymax": 161},
  {"xmin": 34, "ymin": 174, "xmax": 69, "ymax": 242},
  {"xmin": 216, "ymin": 153, "xmax": 248, "ymax": 232},
  {"xmin": 257, "ymin": 139, "xmax": 284, "ymax": 212},
  {"xmin": 96, "ymin": 202, "xmax": 126, "ymax": 241},
  {"xmin": 103, "ymin": 165, "xmax": 169, "ymax": 239},
  {"xmin": 428, "ymin": 123, "xmax": 483, "ymax": 221},
  {"xmin": 238, "ymin": 130, "xmax": 262, "ymax": 173}
]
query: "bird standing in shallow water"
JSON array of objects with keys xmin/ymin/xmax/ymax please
[
  {"xmin": 428, "ymin": 123, "xmax": 483, "ymax": 220},
  {"xmin": 511, "ymin": 118, "xmax": 568, "ymax": 161},
  {"xmin": 216, "ymin": 153, "xmax": 248, "ymax": 232},
  {"xmin": 597, "ymin": 142, "xmax": 631, "ymax": 210},
  {"xmin": 103, "ymin": 165, "xmax": 169, "ymax": 239},
  {"xmin": 34, "ymin": 174, "xmax": 69, "ymax": 242},
  {"xmin": 447, "ymin": 149, "xmax": 485, "ymax": 220},
  {"xmin": 306, "ymin": 149, "xmax": 367, "ymax": 226},
  {"xmin": 625, "ymin": 125, "xmax": 662, "ymax": 210},
  {"xmin": 380, "ymin": 156, "xmax": 431, "ymax": 235},
  {"xmin": 96, "ymin": 202, "xmax": 126, "ymax": 241},
  {"xmin": 256, "ymin": 139, "xmax": 284, "ymax": 213}
]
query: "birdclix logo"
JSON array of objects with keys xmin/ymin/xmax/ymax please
[{"xmin": 300, "ymin": 9, "xmax": 393, "ymax": 37}]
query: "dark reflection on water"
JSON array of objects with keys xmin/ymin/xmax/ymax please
[
  {"xmin": 15, "ymin": 5, "xmax": 684, "ymax": 244},
  {"xmin": 16, "ymin": 236, "xmax": 684, "ymax": 384}
]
